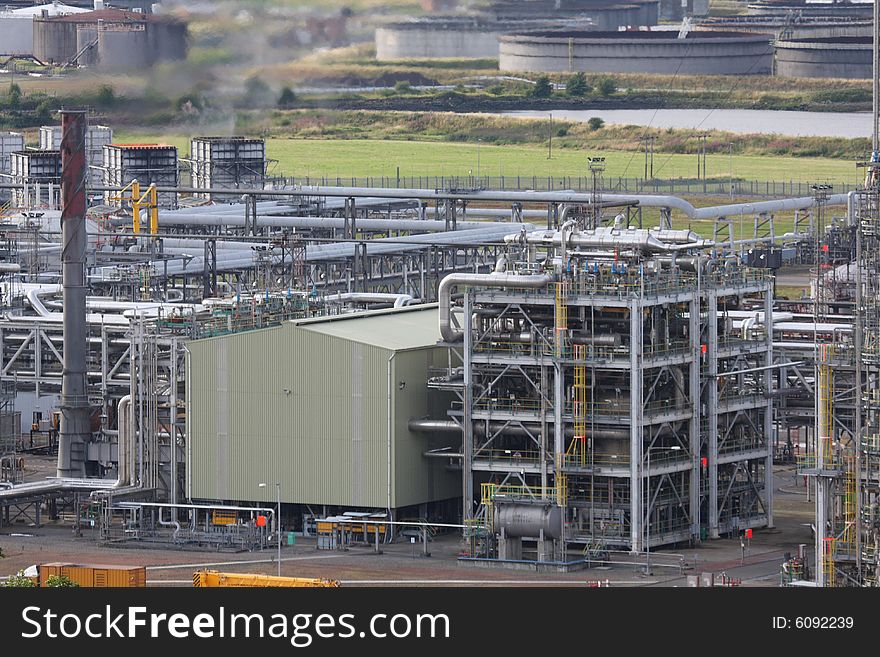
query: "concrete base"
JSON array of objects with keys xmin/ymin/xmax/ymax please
[{"xmin": 459, "ymin": 556, "xmax": 592, "ymax": 573}]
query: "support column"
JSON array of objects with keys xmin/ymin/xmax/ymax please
[
  {"xmin": 689, "ymin": 296, "xmax": 701, "ymax": 542},
  {"xmin": 554, "ymin": 361, "xmax": 564, "ymax": 484},
  {"xmin": 707, "ymin": 290, "xmax": 720, "ymax": 538},
  {"xmin": 462, "ymin": 291, "xmax": 474, "ymax": 523},
  {"xmin": 629, "ymin": 299, "xmax": 643, "ymax": 551},
  {"xmin": 764, "ymin": 284, "xmax": 775, "ymax": 529}
]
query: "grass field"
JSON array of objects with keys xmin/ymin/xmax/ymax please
[{"xmin": 115, "ymin": 132, "xmax": 860, "ymax": 186}]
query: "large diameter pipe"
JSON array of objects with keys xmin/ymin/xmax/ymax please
[
  {"xmin": 57, "ymin": 108, "xmax": 91, "ymax": 479},
  {"xmin": 438, "ymin": 272, "xmax": 554, "ymax": 342},
  {"xmin": 323, "ymin": 293, "xmax": 414, "ymax": 308},
  {"xmin": 130, "ymin": 214, "xmax": 518, "ymax": 233},
  {"xmin": 408, "ymin": 418, "xmax": 629, "ymax": 440},
  {"xmin": 142, "ymin": 185, "xmax": 847, "ymax": 220}
]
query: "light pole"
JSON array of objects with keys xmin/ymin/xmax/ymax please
[
  {"xmin": 644, "ymin": 445, "xmax": 681, "ymax": 576},
  {"xmin": 259, "ymin": 482, "xmax": 281, "ymax": 576}
]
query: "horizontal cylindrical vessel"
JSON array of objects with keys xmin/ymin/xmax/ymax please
[{"xmin": 494, "ymin": 503, "xmax": 563, "ymax": 539}]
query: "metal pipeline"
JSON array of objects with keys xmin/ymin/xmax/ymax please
[
  {"xmin": 121, "ymin": 214, "xmax": 518, "ymax": 233},
  {"xmin": 507, "ymin": 226, "xmax": 675, "ymax": 253},
  {"xmin": 560, "ymin": 218, "xmax": 577, "ymax": 265},
  {"xmin": 323, "ymin": 293, "xmax": 414, "ymax": 308},
  {"xmin": 408, "ymin": 418, "xmax": 630, "ymax": 440},
  {"xmin": 113, "ymin": 395, "xmax": 132, "ymax": 489},
  {"xmin": 146, "ymin": 185, "xmax": 846, "ymax": 220},
  {"xmin": 483, "ymin": 331, "xmax": 620, "ymax": 347},
  {"xmin": 438, "ymin": 272, "xmax": 554, "ymax": 342}
]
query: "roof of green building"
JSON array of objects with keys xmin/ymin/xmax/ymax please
[{"xmin": 295, "ymin": 304, "xmax": 440, "ymax": 351}]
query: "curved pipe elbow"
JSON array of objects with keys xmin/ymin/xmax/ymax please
[{"xmin": 438, "ymin": 272, "xmax": 553, "ymax": 342}]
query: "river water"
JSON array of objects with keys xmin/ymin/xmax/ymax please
[{"xmin": 501, "ymin": 109, "xmax": 872, "ymax": 138}]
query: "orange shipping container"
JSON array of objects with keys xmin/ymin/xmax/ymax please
[{"xmin": 39, "ymin": 563, "xmax": 146, "ymax": 588}]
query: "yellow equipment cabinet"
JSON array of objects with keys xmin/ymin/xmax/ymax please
[{"xmin": 39, "ymin": 563, "xmax": 146, "ymax": 587}]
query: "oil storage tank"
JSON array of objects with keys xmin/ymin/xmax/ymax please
[
  {"xmin": 775, "ymin": 35, "xmax": 871, "ymax": 78},
  {"xmin": 376, "ymin": 18, "xmax": 569, "ymax": 60},
  {"xmin": 96, "ymin": 25, "xmax": 150, "ymax": 69},
  {"xmin": 2, "ymin": 2, "xmax": 89, "ymax": 57},
  {"xmin": 499, "ymin": 30, "xmax": 774, "ymax": 75},
  {"xmin": 697, "ymin": 16, "xmax": 872, "ymax": 40},
  {"xmin": 75, "ymin": 25, "xmax": 99, "ymax": 66},
  {"xmin": 33, "ymin": 8, "xmax": 187, "ymax": 66},
  {"xmin": 747, "ymin": 0, "xmax": 874, "ymax": 18}
]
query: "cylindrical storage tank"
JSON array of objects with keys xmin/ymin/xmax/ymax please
[
  {"xmin": 75, "ymin": 26, "xmax": 98, "ymax": 66},
  {"xmin": 33, "ymin": 16, "xmax": 79, "ymax": 64},
  {"xmin": 376, "ymin": 19, "xmax": 568, "ymax": 60},
  {"xmin": 0, "ymin": 14, "xmax": 35, "ymax": 55},
  {"xmin": 97, "ymin": 27, "xmax": 150, "ymax": 69},
  {"xmin": 149, "ymin": 20, "xmax": 188, "ymax": 62},
  {"xmin": 747, "ymin": 1, "xmax": 875, "ymax": 18},
  {"xmin": 499, "ymin": 30, "xmax": 774, "ymax": 75},
  {"xmin": 376, "ymin": 23, "xmax": 500, "ymax": 59},
  {"xmin": 494, "ymin": 503, "xmax": 563, "ymax": 539},
  {"xmin": 589, "ymin": 2, "xmax": 659, "ymax": 30},
  {"xmin": 697, "ymin": 17, "xmax": 872, "ymax": 40},
  {"xmin": 487, "ymin": 0, "xmax": 659, "ymax": 29},
  {"xmin": 660, "ymin": 0, "xmax": 709, "ymax": 22},
  {"xmin": 775, "ymin": 36, "xmax": 871, "ymax": 79}
]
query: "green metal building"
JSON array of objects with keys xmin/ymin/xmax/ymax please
[{"xmin": 185, "ymin": 305, "xmax": 459, "ymax": 521}]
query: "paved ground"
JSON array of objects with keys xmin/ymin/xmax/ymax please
[{"xmin": 0, "ymin": 463, "xmax": 812, "ymax": 587}]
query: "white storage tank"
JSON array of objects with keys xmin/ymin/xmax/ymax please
[{"xmin": 0, "ymin": 13, "xmax": 35, "ymax": 55}]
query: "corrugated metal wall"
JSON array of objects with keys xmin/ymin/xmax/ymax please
[
  {"xmin": 393, "ymin": 350, "xmax": 459, "ymax": 507},
  {"xmin": 186, "ymin": 321, "xmax": 458, "ymax": 509}
]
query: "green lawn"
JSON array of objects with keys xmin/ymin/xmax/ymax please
[{"xmin": 115, "ymin": 133, "xmax": 860, "ymax": 185}]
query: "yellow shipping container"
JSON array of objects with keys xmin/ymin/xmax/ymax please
[{"xmin": 39, "ymin": 563, "xmax": 146, "ymax": 588}]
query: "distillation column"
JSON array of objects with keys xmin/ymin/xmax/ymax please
[{"xmin": 56, "ymin": 108, "xmax": 91, "ymax": 479}]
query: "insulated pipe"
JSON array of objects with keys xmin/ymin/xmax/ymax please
[
  {"xmin": 126, "ymin": 224, "xmax": 536, "ymax": 277},
  {"xmin": 126, "ymin": 214, "xmax": 518, "ymax": 233},
  {"xmin": 408, "ymin": 418, "xmax": 632, "ymax": 440},
  {"xmin": 484, "ymin": 331, "xmax": 620, "ymax": 347},
  {"xmin": 57, "ymin": 108, "xmax": 90, "ymax": 479},
  {"xmin": 559, "ymin": 219, "xmax": 577, "ymax": 266},
  {"xmin": 507, "ymin": 227, "xmax": 674, "ymax": 253},
  {"xmin": 0, "ymin": 263, "xmax": 21, "ymax": 273},
  {"xmin": 323, "ymin": 293, "xmax": 414, "ymax": 308},
  {"xmin": 438, "ymin": 272, "xmax": 554, "ymax": 342},
  {"xmin": 113, "ymin": 395, "xmax": 132, "ymax": 488},
  {"xmin": 113, "ymin": 184, "xmax": 848, "ymax": 219}
]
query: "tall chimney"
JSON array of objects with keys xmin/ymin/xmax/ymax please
[{"xmin": 57, "ymin": 108, "xmax": 90, "ymax": 479}]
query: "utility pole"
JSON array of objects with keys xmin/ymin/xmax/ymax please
[
  {"xmin": 259, "ymin": 482, "xmax": 282, "ymax": 577},
  {"xmin": 639, "ymin": 136, "xmax": 656, "ymax": 180},
  {"xmin": 728, "ymin": 142, "xmax": 733, "ymax": 197},
  {"xmin": 548, "ymin": 112, "xmax": 553, "ymax": 160},
  {"xmin": 696, "ymin": 134, "xmax": 708, "ymax": 191}
]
